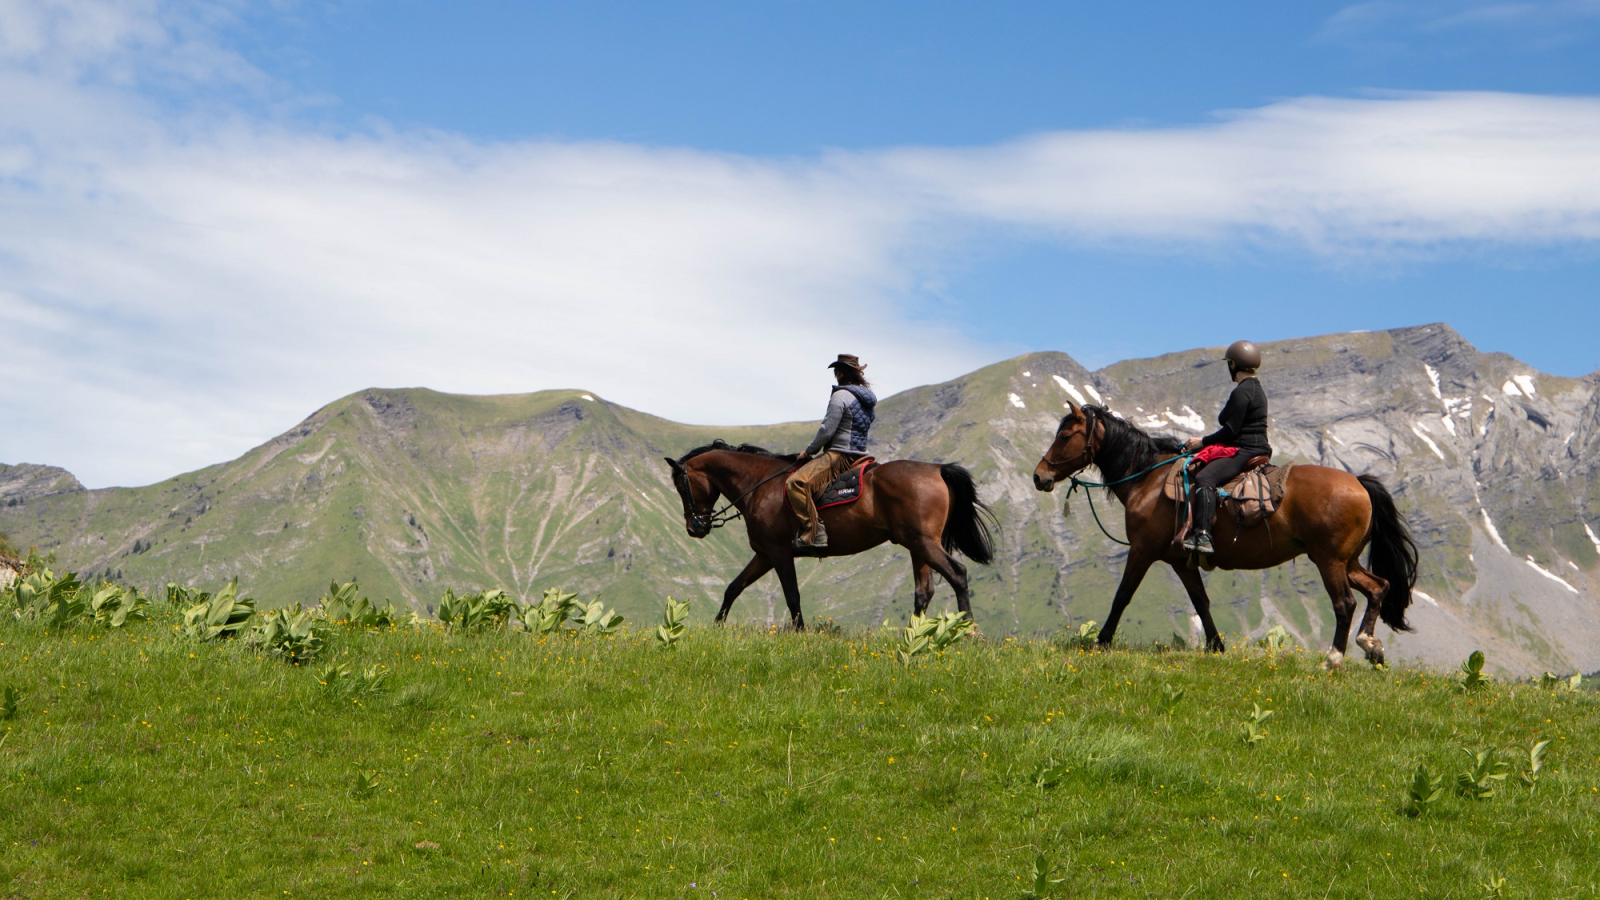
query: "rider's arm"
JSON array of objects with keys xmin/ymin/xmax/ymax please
[
  {"xmin": 804, "ymin": 392, "xmax": 849, "ymax": 456},
  {"xmin": 1200, "ymin": 384, "xmax": 1249, "ymax": 447}
]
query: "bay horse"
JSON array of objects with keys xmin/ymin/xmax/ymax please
[
  {"xmin": 666, "ymin": 441, "xmax": 995, "ymax": 629},
  {"xmin": 1032, "ymin": 402, "xmax": 1418, "ymax": 668}
]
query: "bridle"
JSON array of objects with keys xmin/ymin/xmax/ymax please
[
  {"xmin": 1042, "ymin": 407, "xmax": 1102, "ymax": 477},
  {"xmin": 673, "ymin": 456, "xmax": 799, "ymax": 535}
]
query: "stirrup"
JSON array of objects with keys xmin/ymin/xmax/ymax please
[{"xmin": 1184, "ymin": 531, "xmax": 1214, "ymax": 555}]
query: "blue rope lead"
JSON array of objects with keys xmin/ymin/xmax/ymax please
[{"xmin": 1064, "ymin": 452, "xmax": 1195, "ymax": 547}]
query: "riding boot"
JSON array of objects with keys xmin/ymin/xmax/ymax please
[
  {"xmin": 1189, "ymin": 486, "xmax": 1217, "ymax": 555},
  {"xmin": 793, "ymin": 521, "xmax": 828, "ymax": 553}
]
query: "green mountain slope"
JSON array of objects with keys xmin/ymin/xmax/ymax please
[{"xmin": 4, "ymin": 324, "xmax": 1598, "ymax": 674}]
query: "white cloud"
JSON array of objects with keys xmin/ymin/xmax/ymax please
[
  {"xmin": 875, "ymin": 91, "xmax": 1600, "ymax": 249},
  {"xmin": 2, "ymin": 2, "xmax": 1600, "ymax": 486}
]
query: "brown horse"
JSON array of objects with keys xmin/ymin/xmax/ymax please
[
  {"xmin": 666, "ymin": 441, "xmax": 995, "ymax": 629},
  {"xmin": 1032, "ymin": 402, "xmax": 1418, "ymax": 667}
]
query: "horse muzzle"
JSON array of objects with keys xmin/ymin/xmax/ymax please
[{"xmin": 1033, "ymin": 470, "xmax": 1057, "ymax": 492}]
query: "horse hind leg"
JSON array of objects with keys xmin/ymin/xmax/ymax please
[
  {"xmin": 1173, "ymin": 565, "xmax": 1225, "ymax": 653},
  {"xmin": 1316, "ymin": 559, "xmax": 1358, "ymax": 670},
  {"xmin": 774, "ymin": 556, "xmax": 805, "ymax": 631},
  {"xmin": 917, "ymin": 539, "xmax": 972, "ymax": 616},
  {"xmin": 1348, "ymin": 562, "xmax": 1390, "ymax": 666},
  {"xmin": 910, "ymin": 559, "xmax": 935, "ymax": 617}
]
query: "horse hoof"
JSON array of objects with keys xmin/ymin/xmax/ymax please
[
  {"xmin": 1355, "ymin": 634, "xmax": 1385, "ymax": 665},
  {"xmin": 1322, "ymin": 650, "xmax": 1345, "ymax": 671}
]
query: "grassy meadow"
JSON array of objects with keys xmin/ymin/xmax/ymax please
[{"xmin": 2, "ymin": 600, "xmax": 1599, "ymax": 899}]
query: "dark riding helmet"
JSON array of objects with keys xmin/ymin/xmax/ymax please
[{"xmin": 1224, "ymin": 340, "xmax": 1262, "ymax": 370}]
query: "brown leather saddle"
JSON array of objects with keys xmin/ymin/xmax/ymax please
[
  {"xmin": 1164, "ymin": 455, "xmax": 1291, "ymax": 557},
  {"xmin": 816, "ymin": 457, "xmax": 876, "ymax": 509}
]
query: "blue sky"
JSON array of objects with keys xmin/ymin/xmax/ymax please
[{"xmin": 1, "ymin": 1, "xmax": 1598, "ymax": 485}]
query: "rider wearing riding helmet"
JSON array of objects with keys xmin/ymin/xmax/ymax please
[
  {"xmin": 1181, "ymin": 340, "xmax": 1270, "ymax": 555},
  {"xmin": 788, "ymin": 354, "xmax": 877, "ymax": 551}
]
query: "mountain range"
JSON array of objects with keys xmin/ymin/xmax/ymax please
[{"xmin": 4, "ymin": 323, "xmax": 1597, "ymax": 676}]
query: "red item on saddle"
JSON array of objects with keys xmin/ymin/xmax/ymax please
[{"xmin": 1192, "ymin": 444, "xmax": 1239, "ymax": 465}]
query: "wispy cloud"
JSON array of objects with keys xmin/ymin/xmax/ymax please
[
  {"xmin": 2, "ymin": 1, "xmax": 1599, "ymax": 486},
  {"xmin": 1317, "ymin": 0, "xmax": 1600, "ymax": 46}
]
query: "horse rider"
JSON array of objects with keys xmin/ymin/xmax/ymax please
[
  {"xmin": 787, "ymin": 354, "xmax": 877, "ymax": 551},
  {"xmin": 1180, "ymin": 340, "xmax": 1270, "ymax": 555}
]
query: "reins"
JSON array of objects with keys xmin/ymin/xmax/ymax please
[
  {"xmin": 1062, "ymin": 454, "xmax": 1192, "ymax": 546},
  {"xmin": 683, "ymin": 458, "xmax": 800, "ymax": 532},
  {"xmin": 1054, "ymin": 409, "xmax": 1196, "ymax": 547}
]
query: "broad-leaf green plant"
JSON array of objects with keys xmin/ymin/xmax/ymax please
[
  {"xmin": 1019, "ymin": 852, "xmax": 1066, "ymax": 900},
  {"xmin": 522, "ymin": 588, "xmax": 579, "ymax": 635},
  {"xmin": 1404, "ymin": 762, "xmax": 1446, "ymax": 817},
  {"xmin": 10, "ymin": 568, "xmax": 86, "ymax": 628},
  {"xmin": 316, "ymin": 662, "xmax": 391, "ymax": 703},
  {"xmin": 1459, "ymin": 650, "xmax": 1491, "ymax": 692},
  {"xmin": 181, "ymin": 579, "xmax": 256, "ymax": 640},
  {"xmin": 573, "ymin": 598, "xmax": 624, "ymax": 635},
  {"xmin": 1, "ymin": 685, "xmax": 20, "ymax": 721},
  {"xmin": 1539, "ymin": 671, "xmax": 1582, "ymax": 692},
  {"xmin": 1258, "ymin": 624, "xmax": 1292, "ymax": 653},
  {"xmin": 897, "ymin": 611, "xmax": 976, "ymax": 664},
  {"xmin": 1242, "ymin": 703, "xmax": 1273, "ymax": 746},
  {"xmin": 87, "ymin": 584, "xmax": 147, "ymax": 627},
  {"xmin": 1159, "ymin": 683, "xmax": 1186, "ymax": 714},
  {"xmin": 248, "ymin": 605, "xmax": 326, "ymax": 665},
  {"xmin": 351, "ymin": 770, "xmax": 382, "ymax": 800},
  {"xmin": 1060, "ymin": 620, "xmax": 1100, "ymax": 652},
  {"xmin": 1519, "ymin": 740, "xmax": 1551, "ymax": 794},
  {"xmin": 437, "ymin": 588, "xmax": 520, "ymax": 634},
  {"xmin": 656, "ymin": 596, "xmax": 690, "ymax": 648},
  {"xmin": 1456, "ymin": 746, "xmax": 1510, "ymax": 800}
]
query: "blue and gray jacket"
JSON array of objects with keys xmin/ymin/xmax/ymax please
[{"xmin": 805, "ymin": 385, "xmax": 877, "ymax": 456}]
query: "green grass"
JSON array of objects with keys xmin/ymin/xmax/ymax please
[{"xmin": 2, "ymin": 610, "xmax": 1598, "ymax": 899}]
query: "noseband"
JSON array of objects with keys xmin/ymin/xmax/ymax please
[{"xmin": 1043, "ymin": 408, "xmax": 1101, "ymax": 474}]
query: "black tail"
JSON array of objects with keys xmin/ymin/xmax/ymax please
[
  {"xmin": 939, "ymin": 464, "xmax": 996, "ymax": 564},
  {"xmin": 1359, "ymin": 474, "xmax": 1419, "ymax": 632}
]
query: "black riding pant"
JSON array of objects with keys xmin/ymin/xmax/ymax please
[
  {"xmin": 1195, "ymin": 452, "xmax": 1262, "ymax": 490},
  {"xmin": 1192, "ymin": 449, "xmax": 1269, "ymax": 538}
]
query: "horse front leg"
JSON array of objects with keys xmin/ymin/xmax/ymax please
[
  {"xmin": 717, "ymin": 555, "xmax": 774, "ymax": 624},
  {"xmin": 1172, "ymin": 564, "xmax": 1225, "ymax": 652},
  {"xmin": 1097, "ymin": 547, "xmax": 1158, "ymax": 648},
  {"xmin": 774, "ymin": 554, "xmax": 805, "ymax": 631}
]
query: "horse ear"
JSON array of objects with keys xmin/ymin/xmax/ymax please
[
  {"xmin": 1065, "ymin": 398, "xmax": 1082, "ymax": 419},
  {"xmin": 664, "ymin": 457, "xmax": 682, "ymax": 471}
]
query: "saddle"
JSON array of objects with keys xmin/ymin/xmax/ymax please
[
  {"xmin": 1163, "ymin": 455, "xmax": 1291, "ymax": 553},
  {"xmin": 816, "ymin": 457, "xmax": 876, "ymax": 509}
]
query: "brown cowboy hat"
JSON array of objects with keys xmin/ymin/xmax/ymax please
[{"xmin": 826, "ymin": 354, "xmax": 866, "ymax": 371}]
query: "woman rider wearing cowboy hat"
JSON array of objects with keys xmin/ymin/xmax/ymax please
[
  {"xmin": 1181, "ymin": 340, "xmax": 1270, "ymax": 555},
  {"xmin": 787, "ymin": 354, "xmax": 877, "ymax": 551}
]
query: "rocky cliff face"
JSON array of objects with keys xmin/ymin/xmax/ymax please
[
  {"xmin": 2, "ymin": 324, "xmax": 1595, "ymax": 675},
  {"xmin": 0, "ymin": 463, "xmax": 84, "ymax": 504}
]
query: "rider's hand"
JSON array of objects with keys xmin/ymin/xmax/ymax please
[
  {"xmin": 1183, "ymin": 438, "xmax": 1202, "ymax": 453},
  {"xmin": 796, "ymin": 451, "xmax": 812, "ymax": 463}
]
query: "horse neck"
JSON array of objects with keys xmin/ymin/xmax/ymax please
[
  {"xmin": 1090, "ymin": 427, "xmax": 1161, "ymax": 505},
  {"xmin": 696, "ymin": 451, "xmax": 789, "ymax": 507}
]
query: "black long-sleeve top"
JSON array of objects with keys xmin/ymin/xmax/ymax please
[{"xmin": 1200, "ymin": 376, "xmax": 1271, "ymax": 455}]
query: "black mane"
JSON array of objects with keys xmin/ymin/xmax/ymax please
[
  {"xmin": 1070, "ymin": 405, "xmax": 1185, "ymax": 485},
  {"xmin": 677, "ymin": 439, "xmax": 798, "ymax": 465}
]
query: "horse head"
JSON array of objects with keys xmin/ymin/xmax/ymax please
[
  {"xmin": 1033, "ymin": 400, "xmax": 1102, "ymax": 492},
  {"xmin": 664, "ymin": 456, "xmax": 719, "ymax": 538}
]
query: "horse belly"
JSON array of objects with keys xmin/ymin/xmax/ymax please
[{"xmin": 1207, "ymin": 511, "xmax": 1301, "ymax": 570}]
